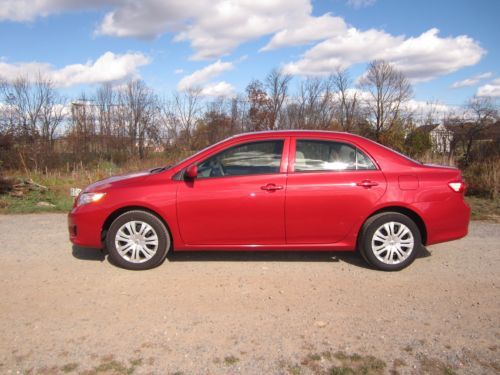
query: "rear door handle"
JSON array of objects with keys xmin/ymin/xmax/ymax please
[
  {"xmin": 261, "ymin": 183, "xmax": 283, "ymax": 191},
  {"xmin": 356, "ymin": 180, "xmax": 378, "ymax": 188}
]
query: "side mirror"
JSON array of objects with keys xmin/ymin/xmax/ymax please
[{"xmin": 185, "ymin": 164, "xmax": 198, "ymax": 179}]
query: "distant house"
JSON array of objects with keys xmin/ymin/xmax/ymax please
[
  {"xmin": 416, "ymin": 121, "xmax": 499, "ymax": 155},
  {"xmin": 417, "ymin": 123, "xmax": 454, "ymax": 154}
]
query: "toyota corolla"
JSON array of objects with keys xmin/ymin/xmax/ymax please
[{"xmin": 68, "ymin": 131, "xmax": 470, "ymax": 271}]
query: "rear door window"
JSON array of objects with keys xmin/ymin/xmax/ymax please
[{"xmin": 295, "ymin": 139, "xmax": 376, "ymax": 172}]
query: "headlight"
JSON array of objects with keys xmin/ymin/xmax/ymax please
[{"xmin": 77, "ymin": 192, "xmax": 106, "ymax": 207}]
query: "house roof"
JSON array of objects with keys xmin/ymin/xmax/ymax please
[{"xmin": 416, "ymin": 124, "xmax": 441, "ymax": 132}]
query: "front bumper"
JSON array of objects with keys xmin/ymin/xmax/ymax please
[{"xmin": 68, "ymin": 207, "xmax": 106, "ymax": 248}]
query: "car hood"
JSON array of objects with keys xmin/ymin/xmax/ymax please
[{"xmin": 84, "ymin": 170, "xmax": 151, "ymax": 192}]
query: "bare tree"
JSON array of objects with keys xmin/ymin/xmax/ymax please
[
  {"xmin": 360, "ymin": 60, "xmax": 413, "ymax": 140},
  {"xmin": 173, "ymin": 87, "xmax": 202, "ymax": 147},
  {"xmin": 0, "ymin": 74, "xmax": 66, "ymax": 144},
  {"xmin": 265, "ymin": 69, "xmax": 292, "ymax": 130},
  {"xmin": 292, "ymin": 77, "xmax": 335, "ymax": 130},
  {"xmin": 70, "ymin": 93, "xmax": 98, "ymax": 156},
  {"xmin": 40, "ymin": 91, "xmax": 67, "ymax": 150},
  {"xmin": 297, "ymin": 78, "xmax": 323, "ymax": 129},
  {"xmin": 95, "ymin": 84, "xmax": 115, "ymax": 135},
  {"xmin": 0, "ymin": 79, "xmax": 15, "ymax": 136},
  {"xmin": 332, "ymin": 69, "xmax": 358, "ymax": 132},
  {"xmin": 119, "ymin": 80, "xmax": 158, "ymax": 158},
  {"xmin": 230, "ymin": 95, "xmax": 247, "ymax": 134},
  {"xmin": 39, "ymin": 82, "xmax": 66, "ymax": 148},
  {"xmin": 460, "ymin": 95, "xmax": 498, "ymax": 164},
  {"xmin": 157, "ymin": 97, "xmax": 179, "ymax": 147},
  {"xmin": 0, "ymin": 74, "xmax": 66, "ymax": 170},
  {"xmin": 0, "ymin": 75, "xmax": 43, "ymax": 141},
  {"xmin": 420, "ymin": 100, "xmax": 442, "ymax": 126}
]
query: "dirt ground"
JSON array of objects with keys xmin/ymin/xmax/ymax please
[{"xmin": 0, "ymin": 214, "xmax": 498, "ymax": 375}]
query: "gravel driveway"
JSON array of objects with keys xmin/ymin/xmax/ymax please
[{"xmin": 0, "ymin": 214, "xmax": 498, "ymax": 374}]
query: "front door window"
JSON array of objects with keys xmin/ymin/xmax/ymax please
[{"xmin": 197, "ymin": 140, "xmax": 284, "ymax": 178}]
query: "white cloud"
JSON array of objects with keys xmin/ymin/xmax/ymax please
[
  {"xmin": 0, "ymin": 0, "xmax": 105, "ymax": 22},
  {"xmin": 405, "ymin": 99, "xmax": 456, "ymax": 120},
  {"xmin": 177, "ymin": 60, "xmax": 233, "ymax": 91},
  {"xmin": 177, "ymin": 60, "xmax": 236, "ymax": 97},
  {"xmin": 171, "ymin": 0, "xmax": 312, "ymax": 60},
  {"xmin": 283, "ymin": 28, "xmax": 485, "ymax": 82},
  {"xmin": 284, "ymin": 28, "xmax": 399, "ymax": 75},
  {"xmin": 0, "ymin": 51, "xmax": 150, "ymax": 87},
  {"xmin": 451, "ymin": 72, "xmax": 493, "ymax": 88},
  {"xmin": 387, "ymin": 29, "xmax": 485, "ymax": 81},
  {"xmin": 332, "ymin": 88, "xmax": 454, "ymax": 124},
  {"xmin": 346, "ymin": 0, "xmax": 376, "ymax": 9},
  {"xmin": 174, "ymin": 69, "xmax": 184, "ymax": 74},
  {"xmin": 339, "ymin": 88, "xmax": 454, "ymax": 117},
  {"xmin": 1, "ymin": 0, "xmax": 319, "ymax": 60},
  {"xmin": 0, "ymin": 0, "xmax": 486, "ymax": 82},
  {"xmin": 199, "ymin": 81, "xmax": 236, "ymax": 97},
  {"xmin": 261, "ymin": 13, "xmax": 346, "ymax": 51},
  {"xmin": 96, "ymin": 1, "xmax": 193, "ymax": 39},
  {"xmin": 477, "ymin": 78, "xmax": 500, "ymax": 97}
]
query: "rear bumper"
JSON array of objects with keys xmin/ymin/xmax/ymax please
[
  {"xmin": 415, "ymin": 196, "xmax": 470, "ymax": 246},
  {"xmin": 68, "ymin": 207, "xmax": 106, "ymax": 248}
]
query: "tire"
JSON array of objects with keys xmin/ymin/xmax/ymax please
[
  {"xmin": 105, "ymin": 210, "xmax": 171, "ymax": 270},
  {"xmin": 359, "ymin": 212, "xmax": 421, "ymax": 271}
]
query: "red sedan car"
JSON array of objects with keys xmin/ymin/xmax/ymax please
[{"xmin": 68, "ymin": 131, "xmax": 470, "ymax": 271}]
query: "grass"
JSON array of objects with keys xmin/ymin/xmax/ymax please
[
  {"xmin": 295, "ymin": 351, "xmax": 386, "ymax": 375},
  {"xmin": 60, "ymin": 363, "xmax": 79, "ymax": 373},
  {"xmin": 329, "ymin": 367, "xmax": 355, "ymax": 375},
  {"xmin": 306, "ymin": 353, "xmax": 322, "ymax": 361},
  {"xmin": 0, "ymin": 188, "xmax": 74, "ymax": 214},
  {"xmin": 0, "ymin": 160, "xmax": 160, "ymax": 214},
  {"xmin": 329, "ymin": 352, "xmax": 386, "ymax": 375},
  {"xmin": 92, "ymin": 356, "xmax": 143, "ymax": 374},
  {"xmin": 287, "ymin": 364, "xmax": 302, "ymax": 375},
  {"xmin": 417, "ymin": 355, "xmax": 457, "ymax": 375},
  {"xmin": 223, "ymin": 355, "xmax": 240, "ymax": 365}
]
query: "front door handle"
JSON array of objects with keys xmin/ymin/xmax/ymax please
[
  {"xmin": 261, "ymin": 183, "xmax": 283, "ymax": 191},
  {"xmin": 356, "ymin": 180, "xmax": 378, "ymax": 188}
]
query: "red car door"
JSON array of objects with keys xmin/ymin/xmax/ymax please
[
  {"xmin": 176, "ymin": 138, "xmax": 289, "ymax": 245},
  {"xmin": 285, "ymin": 138, "xmax": 387, "ymax": 244}
]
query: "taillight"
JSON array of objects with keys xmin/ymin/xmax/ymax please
[{"xmin": 448, "ymin": 181, "xmax": 466, "ymax": 193}]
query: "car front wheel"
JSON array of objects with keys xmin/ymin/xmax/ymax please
[
  {"xmin": 359, "ymin": 212, "xmax": 421, "ymax": 271},
  {"xmin": 106, "ymin": 210, "xmax": 171, "ymax": 270}
]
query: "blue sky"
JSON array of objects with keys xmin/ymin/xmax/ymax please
[{"xmin": 1, "ymin": 0, "xmax": 499, "ymax": 109}]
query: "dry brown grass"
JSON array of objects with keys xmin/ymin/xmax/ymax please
[
  {"xmin": 466, "ymin": 196, "xmax": 500, "ymax": 223},
  {"xmin": 0, "ymin": 155, "xmax": 175, "ymax": 213}
]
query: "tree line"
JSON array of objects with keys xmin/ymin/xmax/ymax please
[{"xmin": 1, "ymin": 60, "xmax": 498, "ymax": 177}]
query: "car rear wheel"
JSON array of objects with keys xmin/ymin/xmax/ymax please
[
  {"xmin": 359, "ymin": 212, "xmax": 421, "ymax": 271},
  {"xmin": 106, "ymin": 210, "xmax": 171, "ymax": 270}
]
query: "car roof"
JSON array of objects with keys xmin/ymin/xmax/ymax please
[{"xmin": 230, "ymin": 130, "xmax": 365, "ymax": 140}]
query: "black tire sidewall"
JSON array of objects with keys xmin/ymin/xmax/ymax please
[
  {"xmin": 361, "ymin": 212, "xmax": 421, "ymax": 271},
  {"xmin": 106, "ymin": 210, "xmax": 170, "ymax": 270}
]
